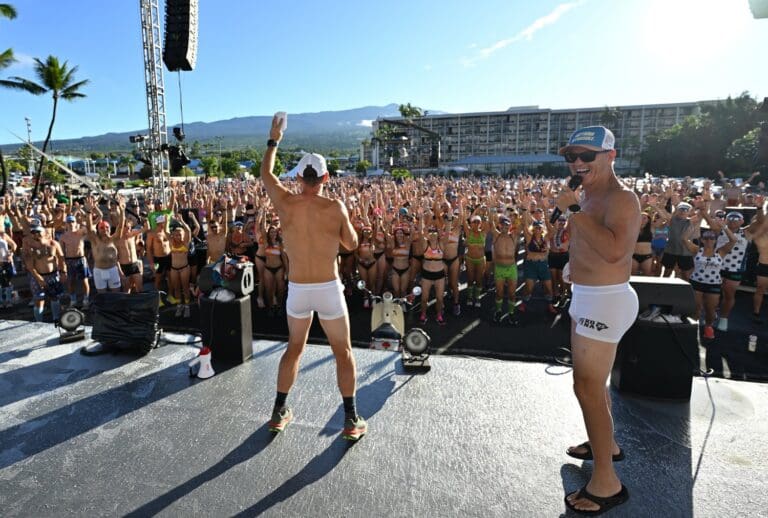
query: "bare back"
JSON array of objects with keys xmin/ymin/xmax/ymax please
[{"xmin": 277, "ymin": 193, "xmax": 349, "ymax": 283}]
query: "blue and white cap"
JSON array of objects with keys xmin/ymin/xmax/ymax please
[{"xmin": 559, "ymin": 126, "xmax": 615, "ymax": 155}]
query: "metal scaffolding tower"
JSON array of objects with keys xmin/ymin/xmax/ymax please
[{"xmin": 139, "ymin": 0, "xmax": 169, "ymax": 201}]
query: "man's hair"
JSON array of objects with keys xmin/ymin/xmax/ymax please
[{"xmin": 300, "ymin": 165, "xmax": 322, "ymax": 187}]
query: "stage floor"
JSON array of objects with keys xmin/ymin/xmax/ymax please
[{"xmin": 0, "ymin": 320, "xmax": 767, "ymax": 517}]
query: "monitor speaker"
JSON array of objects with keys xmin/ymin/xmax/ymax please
[
  {"xmin": 163, "ymin": 0, "xmax": 198, "ymax": 71},
  {"xmin": 629, "ymin": 276, "xmax": 696, "ymax": 317},
  {"xmin": 90, "ymin": 292, "xmax": 160, "ymax": 354},
  {"xmin": 200, "ymin": 295, "xmax": 253, "ymax": 364}
]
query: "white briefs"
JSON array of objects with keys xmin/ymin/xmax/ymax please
[
  {"xmin": 93, "ymin": 266, "xmax": 121, "ymax": 290},
  {"xmin": 568, "ymin": 282, "xmax": 638, "ymax": 344},
  {"xmin": 286, "ymin": 279, "xmax": 348, "ymax": 320}
]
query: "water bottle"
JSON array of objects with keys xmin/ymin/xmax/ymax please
[{"xmin": 748, "ymin": 335, "xmax": 757, "ymax": 353}]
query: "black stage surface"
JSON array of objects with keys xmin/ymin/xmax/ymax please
[
  {"xmin": 3, "ymin": 280, "xmax": 766, "ymax": 381},
  {"xmin": 0, "ymin": 320, "xmax": 767, "ymax": 517}
]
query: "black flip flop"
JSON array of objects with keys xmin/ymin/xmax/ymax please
[
  {"xmin": 566, "ymin": 441, "xmax": 625, "ymax": 462},
  {"xmin": 565, "ymin": 484, "xmax": 629, "ymax": 516}
]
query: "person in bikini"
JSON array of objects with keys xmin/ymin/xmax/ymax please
[
  {"xmin": 632, "ymin": 210, "xmax": 654, "ymax": 276},
  {"xmin": 388, "ymin": 225, "xmax": 412, "ymax": 298},
  {"xmin": 262, "ymin": 224, "xmax": 286, "ymax": 316},
  {"xmin": 168, "ymin": 215, "xmax": 193, "ymax": 318},
  {"xmin": 260, "ymin": 115, "xmax": 366, "ymax": 441},
  {"xmin": 145, "ymin": 214, "xmax": 172, "ymax": 300},
  {"xmin": 356, "ymin": 224, "xmax": 377, "ymax": 308},
  {"xmin": 417, "ymin": 221, "xmax": 447, "ymax": 325},
  {"xmin": 556, "ymin": 126, "xmax": 640, "ymax": 515},
  {"xmin": 520, "ymin": 217, "xmax": 556, "ymax": 314},
  {"xmin": 440, "ymin": 211, "xmax": 462, "ymax": 316},
  {"xmin": 462, "ymin": 205, "xmax": 488, "ymax": 308}
]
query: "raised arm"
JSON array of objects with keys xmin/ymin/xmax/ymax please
[{"xmin": 259, "ymin": 115, "xmax": 291, "ymax": 210}]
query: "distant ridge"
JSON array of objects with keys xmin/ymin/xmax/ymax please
[{"xmin": 2, "ymin": 104, "xmax": 446, "ymax": 153}]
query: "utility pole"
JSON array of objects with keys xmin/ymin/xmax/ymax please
[{"xmin": 24, "ymin": 117, "xmax": 34, "ymax": 174}]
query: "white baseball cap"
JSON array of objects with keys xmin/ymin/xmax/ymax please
[{"xmin": 297, "ymin": 153, "xmax": 328, "ymax": 179}]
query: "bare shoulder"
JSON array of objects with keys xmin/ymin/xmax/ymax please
[{"xmin": 609, "ymin": 188, "xmax": 641, "ymax": 214}]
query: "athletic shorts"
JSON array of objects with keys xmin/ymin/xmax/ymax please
[
  {"xmin": 65, "ymin": 256, "xmax": 91, "ymax": 282},
  {"xmin": 523, "ymin": 259, "xmax": 551, "ymax": 281},
  {"xmin": 286, "ymin": 279, "xmax": 348, "ymax": 320},
  {"xmin": 93, "ymin": 266, "xmax": 122, "ymax": 290},
  {"xmin": 495, "ymin": 263, "xmax": 518, "ymax": 282},
  {"xmin": 155, "ymin": 254, "xmax": 171, "ymax": 275},
  {"xmin": 30, "ymin": 271, "xmax": 65, "ymax": 301},
  {"xmin": 548, "ymin": 252, "xmax": 569, "ymax": 270},
  {"xmin": 720, "ymin": 270, "xmax": 743, "ymax": 282},
  {"xmin": 758, "ymin": 263, "xmax": 768, "ymax": 278},
  {"xmin": 569, "ymin": 282, "xmax": 638, "ymax": 344},
  {"xmin": 661, "ymin": 253, "xmax": 693, "ymax": 271}
]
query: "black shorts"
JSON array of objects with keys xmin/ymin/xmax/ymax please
[
  {"xmin": 633, "ymin": 253, "xmax": 653, "ymax": 264},
  {"xmin": 720, "ymin": 270, "xmax": 743, "ymax": 282},
  {"xmin": 758, "ymin": 263, "xmax": 768, "ymax": 278},
  {"xmin": 155, "ymin": 254, "xmax": 171, "ymax": 274},
  {"xmin": 120, "ymin": 261, "xmax": 142, "ymax": 277},
  {"xmin": 548, "ymin": 251, "xmax": 569, "ymax": 270},
  {"xmin": 421, "ymin": 269, "xmax": 445, "ymax": 281},
  {"xmin": 485, "ymin": 251, "xmax": 493, "ymax": 262},
  {"xmin": 661, "ymin": 253, "xmax": 693, "ymax": 271},
  {"xmin": 690, "ymin": 280, "xmax": 721, "ymax": 295}
]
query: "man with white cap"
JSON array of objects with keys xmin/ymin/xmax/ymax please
[
  {"xmin": 259, "ymin": 114, "xmax": 366, "ymax": 441},
  {"xmin": 554, "ymin": 126, "xmax": 640, "ymax": 515}
]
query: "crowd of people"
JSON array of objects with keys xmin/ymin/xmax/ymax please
[{"xmin": 0, "ymin": 167, "xmax": 766, "ymax": 339}]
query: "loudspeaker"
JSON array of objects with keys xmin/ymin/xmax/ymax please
[
  {"xmin": 91, "ymin": 292, "xmax": 160, "ymax": 354},
  {"xmin": 611, "ymin": 318, "xmax": 700, "ymax": 401},
  {"xmin": 163, "ymin": 0, "xmax": 198, "ymax": 72},
  {"xmin": 198, "ymin": 260, "xmax": 254, "ymax": 297},
  {"xmin": 200, "ymin": 295, "xmax": 252, "ymax": 364},
  {"xmin": 629, "ymin": 276, "xmax": 696, "ymax": 317}
]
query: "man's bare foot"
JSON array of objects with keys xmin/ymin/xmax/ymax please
[{"xmin": 566, "ymin": 440, "xmax": 623, "ymax": 461}]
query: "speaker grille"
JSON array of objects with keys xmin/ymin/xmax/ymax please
[{"xmin": 163, "ymin": 0, "xmax": 198, "ymax": 72}]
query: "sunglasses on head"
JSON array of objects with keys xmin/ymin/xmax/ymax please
[
  {"xmin": 563, "ymin": 150, "xmax": 609, "ymax": 163},
  {"xmin": 726, "ymin": 215, "xmax": 743, "ymax": 222}
]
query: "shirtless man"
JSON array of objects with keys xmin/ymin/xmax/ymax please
[
  {"xmin": 116, "ymin": 216, "xmax": 145, "ymax": 293},
  {"xmin": 490, "ymin": 212, "xmax": 522, "ymax": 324},
  {"xmin": 555, "ymin": 127, "xmax": 640, "ymax": 515},
  {"xmin": 205, "ymin": 201, "xmax": 228, "ymax": 263},
  {"xmin": 59, "ymin": 214, "xmax": 91, "ymax": 307},
  {"xmin": 86, "ymin": 197, "xmax": 124, "ymax": 293},
  {"xmin": 260, "ymin": 114, "xmax": 366, "ymax": 441},
  {"xmin": 24, "ymin": 220, "xmax": 67, "ymax": 322},
  {"xmin": 145, "ymin": 214, "xmax": 172, "ymax": 295}
]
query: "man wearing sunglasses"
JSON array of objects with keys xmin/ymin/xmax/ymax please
[{"xmin": 555, "ymin": 126, "xmax": 640, "ymax": 515}]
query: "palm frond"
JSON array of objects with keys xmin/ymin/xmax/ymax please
[
  {"xmin": 0, "ymin": 4, "xmax": 18, "ymax": 19},
  {"xmin": 0, "ymin": 48, "xmax": 14, "ymax": 70},
  {"xmin": 0, "ymin": 77, "xmax": 46, "ymax": 95}
]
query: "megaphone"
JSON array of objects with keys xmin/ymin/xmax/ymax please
[{"xmin": 189, "ymin": 346, "xmax": 215, "ymax": 379}]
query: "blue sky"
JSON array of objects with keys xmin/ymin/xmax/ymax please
[{"xmin": 2, "ymin": 0, "xmax": 767, "ymax": 141}]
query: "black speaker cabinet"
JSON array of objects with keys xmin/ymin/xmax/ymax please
[
  {"xmin": 163, "ymin": 0, "xmax": 198, "ymax": 71},
  {"xmin": 611, "ymin": 317, "xmax": 700, "ymax": 401},
  {"xmin": 200, "ymin": 295, "xmax": 252, "ymax": 364},
  {"xmin": 629, "ymin": 276, "xmax": 696, "ymax": 317},
  {"xmin": 91, "ymin": 292, "xmax": 160, "ymax": 354}
]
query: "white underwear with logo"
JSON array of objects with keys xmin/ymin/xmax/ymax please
[
  {"xmin": 286, "ymin": 279, "xmax": 348, "ymax": 320},
  {"xmin": 568, "ymin": 282, "xmax": 638, "ymax": 343}
]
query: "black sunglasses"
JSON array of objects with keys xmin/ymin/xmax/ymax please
[{"xmin": 563, "ymin": 150, "xmax": 610, "ymax": 163}]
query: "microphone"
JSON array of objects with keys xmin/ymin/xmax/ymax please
[{"xmin": 549, "ymin": 175, "xmax": 583, "ymax": 224}]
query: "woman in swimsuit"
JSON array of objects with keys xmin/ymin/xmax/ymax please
[
  {"xmin": 169, "ymin": 215, "xmax": 192, "ymax": 318},
  {"xmin": 372, "ymin": 214, "xmax": 388, "ymax": 296},
  {"xmin": 462, "ymin": 204, "xmax": 488, "ymax": 308},
  {"xmin": 253, "ymin": 209, "xmax": 269, "ymax": 308},
  {"xmin": 418, "ymin": 224, "xmax": 447, "ymax": 325},
  {"xmin": 440, "ymin": 212, "xmax": 462, "ymax": 316},
  {"xmin": 521, "ymin": 217, "xmax": 555, "ymax": 314},
  {"xmin": 263, "ymin": 225, "xmax": 285, "ymax": 315},
  {"xmin": 632, "ymin": 210, "xmax": 654, "ymax": 276},
  {"xmin": 545, "ymin": 213, "xmax": 570, "ymax": 306},
  {"xmin": 387, "ymin": 226, "xmax": 411, "ymax": 298},
  {"xmin": 356, "ymin": 225, "xmax": 377, "ymax": 308}
]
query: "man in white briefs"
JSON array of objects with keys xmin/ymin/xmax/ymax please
[
  {"xmin": 259, "ymin": 114, "xmax": 367, "ymax": 441},
  {"xmin": 555, "ymin": 126, "xmax": 641, "ymax": 515}
]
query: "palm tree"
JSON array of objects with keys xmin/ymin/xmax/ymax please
[
  {"xmin": 0, "ymin": 55, "xmax": 89, "ymax": 198},
  {"xmin": 0, "ymin": 4, "xmax": 17, "ymax": 70},
  {"xmin": 0, "ymin": 3, "xmax": 18, "ymax": 196}
]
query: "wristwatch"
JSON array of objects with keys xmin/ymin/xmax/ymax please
[
  {"xmin": 568, "ymin": 204, "xmax": 581, "ymax": 213},
  {"xmin": 267, "ymin": 139, "xmax": 278, "ymax": 148}
]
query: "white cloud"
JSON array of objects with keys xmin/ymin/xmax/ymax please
[
  {"xmin": 6, "ymin": 52, "xmax": 37, "ymax": 71},
  {"xmin": 357, "ymin": 119, "xmax": 373, "ymax": 127},
  {"xmin": 461, "ymin": 1, "xmax": 585, "ymax": 67}
]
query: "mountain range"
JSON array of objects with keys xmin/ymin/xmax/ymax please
[{"xmin": 2, "ymin": 104, "xmax": 424, "ymax": 154}]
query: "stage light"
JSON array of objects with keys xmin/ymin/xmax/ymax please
[
  {"xmin": 402, "ymin": 328, "xmax": 431, "ymax": 372},
  {"xmin": 173, "ymin": 127, "xmax": 186, "ymax": 142},
  {"xmin": 58, "ymin": 308, "xmax": 86, "ymax": 343}
]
